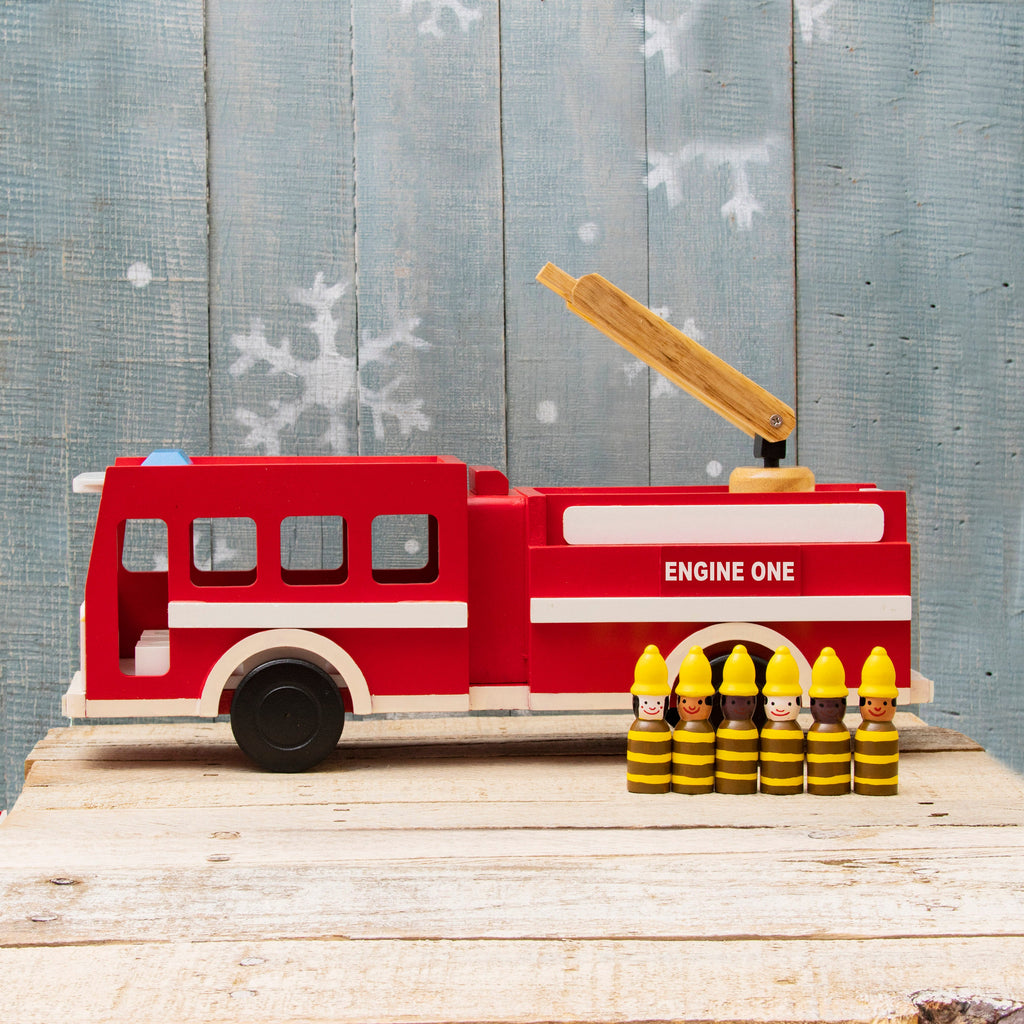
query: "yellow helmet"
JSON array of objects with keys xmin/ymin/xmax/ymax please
[
  {"xmin": 762, "ymin": 646, "xmax": 802, "ymax": 698},
  {"xmin": 809, "ymin": 647, "xmax": 848, "ymax": 699},
  {"xmin": 719, "ymin": 644, "xmax": 758, "ymax": 697},
  {"xmin": 675, "ymin": 645, "xmax": 715, "ymax": 699},
  {"xmin": 859, "ymin": 646, "xmax": 898, "ymax": 700},
  {"xmin": 631, "ymin": 644, "xmax": 670, "ymax": 697}
]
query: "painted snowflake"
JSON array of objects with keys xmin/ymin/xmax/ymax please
[
  {"xmin": 400, "ymin": 0, "xmax": 482, "ymax": 37},
  {"xmin": 794, "ymin": 0, "xmax": 837, "ymax": 45},
  {"xmin": 229, "ymin": 273, "xmax": 431, "ymax": 455},
  {"xmin": 639, "ymin": 1, "xmax": 708, "ymax": 78},
  {"xmin": 646, "ymin": 136, "xmax": 784, "ymax": 229}
]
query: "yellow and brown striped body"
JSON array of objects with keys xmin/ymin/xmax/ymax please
[
  {"xmin": 627, "ymin": 718, "xmax": 672, "ymax": 793},
  {"xmin": 806, "ymin": 722, "xmax": 851, "ymax": 795},
  {"xmin": 671, "ymin": 720, "xmax": 716, "ymax": 794},
  {"xmin": 759, "ymin": 721, "xmax": 804, "ymax": 795},
  {"xmin": 854, "ymin": 720, "xmax": 899, "ymax": 795},
  {"xmin": 715, "ymin": 719, "xmax": 758, "ymax": 794}
]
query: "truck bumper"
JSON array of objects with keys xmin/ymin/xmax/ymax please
[{"xmin": 63, "ymin": 670, "xmax": 87, "ymax": 718}]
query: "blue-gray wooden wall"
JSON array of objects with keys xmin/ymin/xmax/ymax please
[{"xmin": 1, "ymin": 0, "xmax": 1021, "ymax": 810}]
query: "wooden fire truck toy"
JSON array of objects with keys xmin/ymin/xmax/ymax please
[{"xmin": 63, "ymin": 266, "xmax": 921, "ymax": 771}]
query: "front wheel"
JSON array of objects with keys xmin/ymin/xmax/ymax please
[{"xmin": 230, "ymin": 658, "xmax": 345, "ymax": 772}]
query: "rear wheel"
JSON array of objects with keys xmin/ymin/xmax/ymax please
[{"xmin": 230, "ymin": 658, "xmax": 345, "ymax": 772}]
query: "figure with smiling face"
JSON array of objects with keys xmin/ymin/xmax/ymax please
[
  {"xmin": 715, "ymin": 644, "xmax": 760, "ymax": 794},
  {"xmin": 671, "ymin": 645, "xmax": 716, "ymax": 794},
  {"xmin": 806, "ymin": 647, "xmax": 852, "ymax": 795},
  {"xmin": 759, "ymin": 646, "xmax": 805, "ymax": 795},
  {"xmin": 854, "ymin": 646, "xmax": 899, "ymax": 796},
  {"xmin": 626, "ymin": 644, "xmax": 672, "ymax": 793}
]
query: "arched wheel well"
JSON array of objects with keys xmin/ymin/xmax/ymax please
[
  {"xmin": 198, "ymin": 629, "xmax": 372, "ymax": 718},
  {"xmin": 663, "ymin": 624, "xmax": 812, "ymax": 729}
]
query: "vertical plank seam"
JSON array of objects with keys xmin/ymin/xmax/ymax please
[
  {"xmin": 348, "ymin": 1, "xmax": 362, "ymax": 455},
  {"xmin": 497, "ymin": 0, "xmax": 510, "ymax": 477},
  {"xmin": 789, "ymin": 0, "xmax": 800, "ymax": 469},
  {"xmin": 202, "ymin": 0, "xmax": 215, "ymax": 456},
  {"xmin": 641, "ymin": 0, "xmax": 653, "ymax": 486}
]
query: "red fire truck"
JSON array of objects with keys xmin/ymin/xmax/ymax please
[{"xmin": 63, "ymin": 267, "xmax": 919, "ymax": 771}]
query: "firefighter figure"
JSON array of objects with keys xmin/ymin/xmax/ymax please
[
  {"xmin": 854, "ymin": 646, "xmax": 900, "ymax": 795},
  {"xmin": 806, "ymin": 647, "xmax": 852, "ymax": 795},
  {"xmin": 672, "ymin": 645, "xmax": 716, "ymax": 794},
  {"xmin": 759, "ymin": 646, "xmax": 805, "ymax": 795},
  {"xmin": 626, "ymin": 644, "xmax": 672, "ymax": 793},
  {"xmin": 715, "ymin": 644, "xmax": 760, "ymax": 794}
]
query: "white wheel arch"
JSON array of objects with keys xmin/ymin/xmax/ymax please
[
  {"xmin": 197, "ymin": 628, "xmax": 372, "ymax": 717},
  {"xmin": 663, "ymin": 622, "xmax": 813, "ymax": 698}
]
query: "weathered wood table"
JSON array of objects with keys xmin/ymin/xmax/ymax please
[{"xmin": 1, "ymin": 713, "xmax": 1022, "ymax": 1024}]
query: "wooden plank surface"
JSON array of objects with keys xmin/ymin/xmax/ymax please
[
  {"xmin": 645, "ymin": 0, "xmax": 796, "ymax": 483},
  {"xmin": 794, "ymin": 1, "xmax": 1024, "ymax": 761},
  {"xmin": 351, "ymin": 1, "xmax": 506, "ymax": 467},
  {"xmin": 0, "ymin": 0, "xmax": 209, "ymax": 815},
  {"xmin": 501, "ymin": 0, "xmax": 650, "ymax": 487},
  {"xmin": 1, "ymin": 716, "xmax": 1023, "ymax": 1023},
  {"xmin": 3, "ymin": 0, "xmax": 1024, "ymax": 904},
  {"xmin": 206, "ymin": 0, "xmax": 358, "ymax": 458}
]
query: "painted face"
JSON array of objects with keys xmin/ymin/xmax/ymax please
[
  {"xmin": 722, "ymin": 693, "xmax": 756, "ymax": 721},
  {"xmin": 810, "ymin": 696, "xmax": 847, "ymax": 725},
  {"xmin": 861, "ymin": 697, "xmax": 896, "ymax": 723},
  {"xmin": 638, "ymin": 695, "xmax": 667, "ymax": 721},
  {"xmin": 765, "ymin": 695, "xmax": 800, "ymax": 722},
  {"xmin": 677, "ymin": 695, "xmax": 713, "ymax": 722}
]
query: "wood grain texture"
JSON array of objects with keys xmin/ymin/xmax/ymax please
[
  {"xmin": 539, "ymin": 267, "xmax": 796, "ymax": 440},
  {"xmin": 501, "ymin": 0, "xmax": 650, "ymax": 487},
  {"xmin": 794, "ymin": 0, "xmax": 1024, "ymax": 771},
  {"xmin": 2, "ymin": 0, "xmax": 1023, "ymax": 820},
  {"xmin": 351, "ymin": 1, "xmax": 506, "ymax": 466},
  {"xmin": 206, "ymin": 0, "xmax": 358, "ymax": 460},
  {"xmin": 644, "ymin": 0, "xmax": 796, "ymax": 484},
  {"xmin": 0, "ymin": 0, "xmax": 209, "ymax": 814},
  {"xmin": 1, "ymin": 718, "xmax": 1023, "ymax": 1023}
]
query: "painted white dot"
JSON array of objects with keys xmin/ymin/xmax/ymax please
[
  {"xmin": 706, "ymin": 460, "xmax": 723, "ymax": 479},
  {"xmin": 536, "ymin": 400, "xmax": 559, "ymax": 424},
  {"xmin": 577, "ymin": 222, "xmax": 601, "ymax": 244},
  {"xmin": 404, "ymin": 538, "xmax": 421, "ymax": 556},
  {"xmin": 126, "ymin": 261, "xmax": 152, "ymax": 289}
]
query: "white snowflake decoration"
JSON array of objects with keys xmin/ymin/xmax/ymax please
[
  {"xmin": 638, "ymin": 1, "xmax": 707, "ymax": 78},
  {"xmin": 646, "ymin": 136, "xmax": 783, "ymax": 229},
  {"xmin": 400, "ymin": 0, "xmax": 482, "ymax": 37},
  {"xmin": 229, "ymin": 273, "xmax": 430, "ymax": 455},
  {"xmin": 794, "ymin": 0, "xmax": 837, "ymax": 46}
]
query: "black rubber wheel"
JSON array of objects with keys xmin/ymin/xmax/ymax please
[{"xmin": 230, "ymin": 658, "xmax": 344, "ymax": 772}]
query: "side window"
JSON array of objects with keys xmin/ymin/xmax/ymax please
[
  {"xmin": 120, "ymin": 519, "xmax": 168, "ymax": 572},
  {"xmin": 118, "ymin": 519, "xmax": 170, "ymax": 677},
  {"xmin": 281, "ymin": 516, "xmax": 348, "ymax": 586},
  {"xmin": 372, "ymin": 514, "xmax": 438, "ymax": 584},
  {"xmin": 191, "ymin": 517, "xmax": 257, "ymax": 587}
]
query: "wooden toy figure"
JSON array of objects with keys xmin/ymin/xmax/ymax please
[
  {"xmin": 806, "ymin": 647, "xmax": 851, "ymax": 795},
  {"xmin": 759, "ymin": 646, "xmax": 804, "ymax": 795},
  {"xmin": 715, "ymin": 644, "xmax": 759, "ymax": 794},
  {"xmin": 854, "ymin": 646, "xmax": 899, "ymax": 795},
  {"xmin": 672, "ymin": 645, "xmax": 716, "ymax": 794},
  {"xmin": 626, "ymin": 644, "xmax": 672, "ymax": 793}
]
